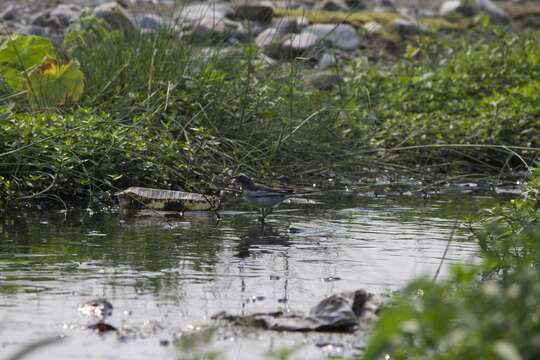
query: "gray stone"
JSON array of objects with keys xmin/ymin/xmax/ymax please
[
  {"xmin": 190, "ymin": 17, "xmax": 242, "ymax": 39},
  {"xmin": 176, "ymin": 2, "xmax": 233, "ymax": 23},
  {"xmin": 315, "ymin": 0, "xmax": 351, "ymax": 12},
  {"xmin": 273, "ymin": 1, "xmax": 307, "ymax": 10},
  {"xmin": 393, "ymin": 18, "xmax": 430, "ymax": 35},
  {"xmin": 256, "ymin": 27, "xmax": 285, "ymax": 48},
  {"xmin": 316, "ymin": 53, "xmax": 336, "ymax": 70},
  {"xmin": 136, "ymin": 14, "xmax": 167, "ymax": 31},
  {"xmin": 308, "ymin": 290, "xmax": 369, "ymax": 329},
  {"xmin": 32, "ymin": 4, "xmax": 80, "ymax": 29},
  {"xmin": 303, "ymin": 24, "xmax": 361, "ymax": 50},
  {"xmin": 0, "ymin": 4, "xmax": 19, "ymax": 21},
  {"xmin": 17, "ymin": 25, "xmax": 48, "ymax": 37},
  {"xmin": 345, "ymin": 0, "xmax": 366, "ymax": 10},
  {"xmin": 477, "ymin": 0, "xmax": 510, "ymax": 23},
  {"xmin": 281, "ymin": 32, "xmax": 321, "ymax": 57},
  {"xmin": 440, "ymin": 1, "xmax": 478, "ymax": 17},
  {"xmin": 93, "ymin": 2, "xmax": 136, "ymax": 34},
  {"xmin": 271, "ymin": 16, "xmax": 309, "ymax": 33},
  {"xmin": 214, "ymin": 289, "xmax": 376, "ymax": 333},
  {"xmin": 78, "ymin": 299, "xmax": 113, "ymax": 319},
  {"xmin": 363, "ymin": 21, "xmax": 384, "ymax": 34},
  {"xmin": 50, "ymin": 4, "xmax": 80, "ymax": 26},
  {"xmin": 232, "ymin": 0, "xmax": 273, "ymax": 23},
  {"xmin": 256, "ymin": 23, "xmax": 295, "ymax": 58},
  {"xmin": 372, "ymin": 0, "xmax": 396, "ymax": 12}
]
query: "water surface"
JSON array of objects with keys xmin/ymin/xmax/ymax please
[{"xmin": 0, "ymin": 194, "xmax": 501, "ymax": 359}]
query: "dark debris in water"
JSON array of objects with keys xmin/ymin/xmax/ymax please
[
  {"xmin": 87, "ymin": 322, "xmax": 118, "ymax": 334},
  {"xmin": 212, "ymin": 289, "xmax": 379, "ymax": 333}
]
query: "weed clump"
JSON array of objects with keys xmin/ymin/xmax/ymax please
[{"xmin": 363, "ymin": 170, "xmax": 540, "ymax": 360}]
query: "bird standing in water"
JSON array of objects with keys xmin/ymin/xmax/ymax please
[{"xmin": 234, "ymin": 174, "xmax": 296, "ymax": 223}]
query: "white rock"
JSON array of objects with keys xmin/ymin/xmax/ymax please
[{"xmin": 303, "ymin": 23, "xmax": 361, "ymax": 50}]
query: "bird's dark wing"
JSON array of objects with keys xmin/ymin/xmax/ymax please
[{"xmin": 251, "ymin": 182, "xmax": 294, "ymax": 194}]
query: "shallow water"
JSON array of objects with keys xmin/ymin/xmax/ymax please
[{"xmin": 0, "ymin": 194, "xmax": 502, "ymax": 359}]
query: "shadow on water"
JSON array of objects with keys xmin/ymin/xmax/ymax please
[{"xmin": 0, "ymin": 194, "xmax": 506, "ymax": 359}]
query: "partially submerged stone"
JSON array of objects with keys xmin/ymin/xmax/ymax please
[
  {"xmin": 78, "ymin": 299, "xmax": 113, "ymax": 319},
  {"xmin": 213, "ymin": 289, "xmax": 378, "ymax": 333},
  {"xmin": 115, "ymin": 187, "xmax": 220, "ymax": 212}
]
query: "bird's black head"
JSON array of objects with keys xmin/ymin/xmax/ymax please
[{"xmin": 234, "ymin": 174, "xmax": 253, "ymax": 187}]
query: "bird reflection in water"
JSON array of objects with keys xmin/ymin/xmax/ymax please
[
  {"xmin": 234, "ymin": 223, "xmax": 291, "ymax": 259},
  {"xmin": 234, "ymin": 223, "xmax": 292, "ymax": 315}
]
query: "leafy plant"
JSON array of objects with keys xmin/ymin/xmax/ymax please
[
  {"xmin": 362, "ymin": 172, "xmax": 540, "ymax": 360},
  {"xmin": 0, "ymin": 35, "xmax": 55, "ymax": 91},
  {"xmin": 63, "ymin": 9, "xmax": 121, "ymax": 56},
  {"xmin": 0, "ymin": 35, "xmax": 85, "ymax": 108},
  {"xmin": 27, "ymin": 56, "xmax": 84, "ymax": 108}
]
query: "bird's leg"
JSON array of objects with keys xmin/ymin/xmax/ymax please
[
  {"xmin": 258, "ymin": 207, "xmax": 276, "ymax": 223},
  {"xmin": 258, "ymin": 208, "xmax": 266, "ymax": 223}
]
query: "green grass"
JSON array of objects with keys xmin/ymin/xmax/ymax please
[{"xmin": 1, "ymin": 15, "xmax": 539, "ymax": 207}]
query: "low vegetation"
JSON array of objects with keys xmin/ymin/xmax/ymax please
[
  {"xmin": 362, "ymin": 170, "xmax": 540, "ymax": 360},
  {"xmin": 0, "ymin": 13, "xmax": 539, "ymax": 209}
]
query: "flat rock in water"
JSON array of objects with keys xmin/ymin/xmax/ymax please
[{"xmin": 115, "ymin": 187, "xmax": 220, "ymax": 211}]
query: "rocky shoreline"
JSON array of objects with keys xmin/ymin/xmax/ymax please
[{"xmin": 2, "ymin": 0, "xmax": 539, "ymax": 68}]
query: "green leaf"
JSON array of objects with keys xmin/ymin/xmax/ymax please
[
  {"xmin": 362, "ymin": 303, "xmax": 414, "ymax": 360},
  {"xmin": 0, "ymin": 35, "xmax": 55, "ymax": 70},
  {"xmin": 0, "ymin": 65, "xmax": 25, "ymax": 91},
  {"xmin": 27, "ymin": 57, "xmax": 85, "ymax": 108}
]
